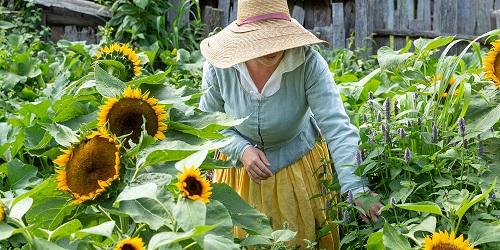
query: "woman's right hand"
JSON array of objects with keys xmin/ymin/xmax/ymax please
[{"xmin": 242, "ymin": 146, "xmax": 273, "ymax": 183}]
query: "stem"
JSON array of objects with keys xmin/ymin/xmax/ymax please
[
  {"xmin": 132, "ymin": 224, "xmax": 147, "ymax": 237},
  {"xmin": 97, "ymin": 205, "xmax": 124, "ymax": 235},
  {"xmin": 183, "ymin": 241, "xmax": 198, "ymax": 250}
]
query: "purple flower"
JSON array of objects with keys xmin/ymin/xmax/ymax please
[
  {"xmin": 326, "ymin": 200, "xmax": 331, "ymax": 209},
  {"xmin": 377, "ymin": 112, "xmax": 382, "ymax": 122},
  {"xmin": 404, "ymin": 148, "xmax": 411, "ymax": 164},
  {"xmin": 414, "ymin": 92, "xmax": 419, "ymax": 100},
  {"xmin": 355, "ymin": 150, "xmax": 363, "ymax": 166},
  {"xmin": 380, "ymin": 124, "xmax": 390, "ymax": 143},
  {"xmin": 458, "ymin": 118, "xmax": 466, "ymax": 137},
  {"xmin": 398, "ymin": 128, "xmax": 406, "ymax": 139},
  {"xmin": 490, "ymin": 193, "xmax": 497, "ymax": 200},
  {"xmin": 432, "ymin": 122, "xmax": 439, "ymax": 143},
  {"xmin": 384, "ymin": 97, "xmax": 391, "ymax": 121},
  {"xmin": 348, "ymin": 190, "xmax": 354, "ymax": 204},
  {"xmin": 342, "ymin": 210, "xmax": 350, "ymax": 223},
  {"xmin": 394, "ymin": 99, "xmax": 399, "ymax": 117}
]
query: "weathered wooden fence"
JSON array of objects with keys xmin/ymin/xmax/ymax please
[{"xmin": 202, "ymin": 0, "xmax": 500, "ymax": 53}]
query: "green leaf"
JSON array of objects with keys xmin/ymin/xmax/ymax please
[
  {"xmin": 46, "ymin": 123, "xmax": 79, "ymax": 147},
  {"xmin": 211, "ymin": 183, "xmax": 272, "ymax": 235},
  {"xmin": 52, "ymin": 95, "xmax": 94, "ymax": 123},
  {"xmin": 14, "ymin": 177, "xmax": 73, "ymax": 230},
  {"xmin": 148, "ymin": 225, "xmax": 218, "ymax": 250},
  {"xmin": 240, "ymin": 235, "xmax": 273, "ymax": 246},
  {"xmin": 74, "ymin": 221, "xmax": 115, "ymax": 239},
  {"xmin": 456, "ymin": 179, "xmax": 496, "ymax": 220},
  {"xmin": 94, "ymin": 64, "xmax": 126, "ymax": 97},
  {"xmin": 49, "ymin": 219, "xmax": 83, "ymax": 241},
  {"xmin": 175, "ymin": 150, "xmax": 208, "ymax": 171},
  {"xmin": 204, "ymin": 234, "xmax": 240, "ymax": 250},
  {"xmin": 0, "ymin": 224, "xmax": 16, "ymax": 240},
  {"xmin": 117, "ymin": 188, "xmax": 174, "ymax": 230},
  {"xmin": 33, "ymin": 238, "xmax": 66, "ymax": 250},
  {"xmin": 206, "ymin": 200, "xmax": 233, "ymax": 239},
  {"xmin": 366, "ymin": 231, "xmax": 384, "ymax": 250},
  {"xmin": 377, "ymin": 46, "xmax": 413, "ymax": 69},
  {"xmin": 470, "ymin": 104, "xmax": 500, "ymax": 134},
  {"xmin": 10, "ymin": 197, "xmax": 33, "ymax": 220},
  {"xmin": 133, "ymin": 0, "xmax": 149, "ymax": 9},
  {"xmin": 24, "ymin": 125, "xmax": 52, "ymax": 150},
  {"xmin": 6, "ymin": 159, "xmax": 38, "ymax": 189},
  {"xmin": 0, "ymin": 20, "xmax": 15, "ymax": 29},
  {"xmin": 414, "ymin": 36, "xmax": 454, "ymax": 52},
  {"xmin": 271, "ymin": 229, "xmax": 297, "ymax": 243},
  {"xmin": 382, "ymin": 223, "xmax": 411, "ymax": 250},
  {"xmin": 128, "ymin": 71, "xmax": 169, "ymax": 87},
  {"xmin": 468, "ymin": 221, "xmax": 500, "ymax": 246},
  {"xmin": 405, "ymin": 216, "xmax": 436, "ymax": 243},
  {"xmin": 173, "ymin": 199, "xmax": 206, "ymax": 231},
  {"xmin": 115, "ymin": 183, "xmax": 158, "ymax": 204},
  {"xmin": 397, "ymin": 202, "xmax": 443, "ymax": 216}
]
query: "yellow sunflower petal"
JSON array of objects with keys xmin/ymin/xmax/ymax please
[{"xmin": 114, "ymin": 237, "xmax": 145, "ymax": 250}]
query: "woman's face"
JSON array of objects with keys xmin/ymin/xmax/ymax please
[{"xmin": 253, "ymin": 51, "xmax": 285, "ymax": 67}]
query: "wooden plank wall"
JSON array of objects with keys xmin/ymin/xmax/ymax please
[{"xmin": 202, "ymin": 0, "xmax": 500, "ymax": 54}]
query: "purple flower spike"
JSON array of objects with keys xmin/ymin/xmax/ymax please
[
  {"xmin": 342, "ymin": 210, "xmax": 350, "ymax": 224},
  {"xmin": 458, "ymin": 118, "xmax": 466, "ymax": 137},
  {"xmin": 348, "ymin": 190, "xmax": 354, "ymax": 204},
  {"xmin": 355, "ymin": 150, "xmax": 363, "ymax": 166},
  {"xmin": 384, "ymin": 97, "xmax": 391, "ymax": 121},
  {"xmin": 377, "ymin": 112, "xmax": 382, "ymax": 122},
  {"xmin": 398, "ymin": 128, "xmax": 407, "ymax": 139},
  {"xmin": 381, "ymin": 124, "xmax": 390, "ymax": 143},
  {"xmin": 432, "ymin": 122, "xmax": 439, "ymax": 143},
  {"xmin": 490, "ymin": 193, "xmax": 497, "ymax": 200},
  {"xmin": 404, "ymin": 147, "xmax": 411, "ymax": 164}
]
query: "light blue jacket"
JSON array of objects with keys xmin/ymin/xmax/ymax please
[{"xmin": 199, "ymin": 46, "xmax": 367, "ymax": 194}]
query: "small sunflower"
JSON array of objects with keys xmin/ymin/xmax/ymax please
[
  {"xmin": 176, "ymin": 166, "xmax": 212, "ymax": 204},
  {"xmin": 0, "ymin": 201, "xmax": 5, "ymax": 222},
  {"xmin": 484, "ymin": 40, "xmax": 500, "ymax": 89},
  {"xmin": 431, "ymin": 74, "xmax": 459, "ymax": 98},
  {"xmin": 424, "ymin": 231, "xmax": 476, "ymax": 250},
  {"xmin": 96, "ymin": 43, "xmax": 141, "ymax": 81},
  {"xmin": 114, "ymin": 237, "xmax": 145, "ymax": 250},
  {"xmin": 54, "ymin": 131, "xmax": 121, "ymax": 204},
  {"xmin": 98, "ymin": 86, "xmax": 167, "ymax": 147}
]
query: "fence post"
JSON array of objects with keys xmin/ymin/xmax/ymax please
[
  {"xmin": 292, "ymin": 4, "xmax": 305, "ymax": 25},
  {"xmin": 218, "ymin": 0, "xmax": 230, "ymax": 26},
  {"xmin": 355, "ymin": 0, "xmax": 372, "ymax": 54},
  {"xmin": 331, "ymin": 2, "xmax": 345, "ymax": 49}
]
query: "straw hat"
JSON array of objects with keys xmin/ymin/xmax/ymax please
[{"xmin": 200, "ymin": 0, "xmax": 327, "ymax": 68}]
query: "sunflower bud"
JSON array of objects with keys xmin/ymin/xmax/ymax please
[
  {"xmin": 432, "ymin": 122, "xmax": 439, "ymax": 143},
  {"xmin": 342, "ymin": 210, "xmax": 350, "ymax": 224},
  {"xmin": 458, "ymin": 118, "xmax": 466, "ymax": 137},
  {"xmin": 404, "ymin": 147, "xmax": 411, "ymax": 164},
  {"xmin": 384, "ymin": 97, "xmax": 391, "ymax": 121}
]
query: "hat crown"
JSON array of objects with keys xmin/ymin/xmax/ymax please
[{"xmin": 237, "ymin": 0, "xmax": 290, "ymax": 22}]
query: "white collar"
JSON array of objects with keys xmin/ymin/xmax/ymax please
[{"xmin": 234, "ymin": 47, "xmax": 305, "ymax": 98}]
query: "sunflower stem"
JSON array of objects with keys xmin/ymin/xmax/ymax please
[
  {"xmin": 97, "ymin": 205, "xmax": 124, "ymax": 235},
  {"xmin": 183, "ymin": 241, "xmax": 198, "ymax": 249}
]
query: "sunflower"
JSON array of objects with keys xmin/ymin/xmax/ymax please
[
  {"xmin": 423, "ymin": 231, "xmax": 476, "ymax": 250},
  {"xmin": 484, "ymin": 40, "xmax": 500, "ymax": 89},
  {"xmin": 96, "ymin": 43, "xmax": 141, "ymax": 81},
  {"xmin": 0, "ymin": 201, "xmax": 5, "ymax": 222},
  {"xmin": 176, "ymin": 166, "xmax": 212, "ymax": 204},
  {"xmin": 431, "ymin": 74, "xmax": 458, "ymax": 98},
  {"xmin": 98, "ymin": 86, "xmax": 167, "ymax": 147},
  {"xmin": 54, "ymin": 131, "xmax": 121, "ymax": 204},
  {"xmin": 114, "ymin": 237, "xmax": 145, "ymax": 250}
]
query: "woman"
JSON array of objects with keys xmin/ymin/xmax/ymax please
[{"xmin": 199, "ymin": 0, "xmax": 383, "ymax": 248}]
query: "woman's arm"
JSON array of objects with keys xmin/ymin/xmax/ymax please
[
  {"xmin": 199, "ymin": 62, "xmax": 252, "ymax": 165},
  {"xmin": 304, "ymin": 52, "xmax": 368, "ymax": 195}
]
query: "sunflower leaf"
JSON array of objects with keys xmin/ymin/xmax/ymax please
[
  {"xmin": 148, "ymin": 224, "xmax": 218, "ymax": 250},
  {"xmin": 468, "ymin": 221, "xmax": 500, "ymax": 246},
  {"xmin": 45, "ymin": 123, "xmax": 79, "ymax": 147},
  {"xmin": 9, "ymin": 197, "xmax": 33, "ymax": 220},
  {"xmin": 204, "ymin": 234, "xmax": 240, "ymax": 250},
  {"xmin": 173, "ymin": 198, "xmax": 206, "ymax": 231},
  {"xmin": 73, "ymin": 221, "xmax": 115, "ymax": 239},
  {"xmin": 382, "ymin": 223, "xmax": 411, "ymax": 250},
  {"xmin": 115, "ymin": 183, "xmax": 158, "ymax": 205},
  {"xmin": 94, "ymin": 64, "xmax": 126, "ymax": 98},
  {"xmin": 206, "ymin": 200, "xmax": 233, "ymax": 239}
]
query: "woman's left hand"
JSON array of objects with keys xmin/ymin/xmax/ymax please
[{"xmin": 354, "ymin": 193, "xmax": 384, "ymax": 224}]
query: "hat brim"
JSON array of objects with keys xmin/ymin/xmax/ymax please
[{"xmin": 200, "ymin": 18, "xmax": 327, "ymax": 68}]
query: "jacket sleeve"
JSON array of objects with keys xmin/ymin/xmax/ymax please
[
  {"xmin": 198, "ymin": 62, "xmax": 251, "ymax": 165},
  {"xmin": 304, "ymin": 52, "xmax": 369, "ymax": 195}
]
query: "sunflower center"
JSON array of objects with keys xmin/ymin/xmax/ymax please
[
  {"xmin": 494, "ymin": 53, "xmax": 500, "ymax": 78},
  {"xmin": 121, "ymin": 244, "xmax": 137, "ymax": 250},
  {"xmin": 432, "ymin": 243, "xmax": 459, "ymax": 250},
  {"xmin": 185, "ymin": 177, "xmax": 203, "ymax": 196},
  {"xmin": 107, "ymin": 98, "xmax": 159, "ymax": 146},
  {"xmin": 65, "ymin": 136, "xmax": 118, "ymax": 196}
]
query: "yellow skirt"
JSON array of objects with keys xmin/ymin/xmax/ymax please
[{"xmin": 215, "ymin": 141, "xmax": 340, "ymax": 249}]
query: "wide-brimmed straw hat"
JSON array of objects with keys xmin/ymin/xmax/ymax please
[{"xmin": 200, "ymin": 0, "xmax": 327, "ymax": 68}]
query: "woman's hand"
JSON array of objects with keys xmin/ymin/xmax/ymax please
[
  {"xmin": 242, "ymin": 146, "xmax": 273, "ymax": 183},
  {"xmin": 354, "ymin": 193, "xmax": 384, "ymax": 224}
]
